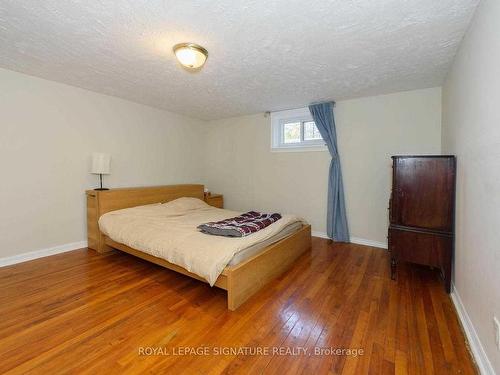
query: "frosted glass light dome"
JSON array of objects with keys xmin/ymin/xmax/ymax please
[{"xmin": 173, "ymin": 43, "xmax": 208, "ymax": 69}]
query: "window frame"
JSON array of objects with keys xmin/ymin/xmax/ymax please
[{"xmin": 270, "ymin": 107, "xmax": 327, "ymax": 152}]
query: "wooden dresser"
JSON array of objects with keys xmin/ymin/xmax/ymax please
[
  {"xmin": 388, "ymin": 156, "xmax": 456, "ymax": 293},
  {"xmin": 204, "ymin": 193, "xmax": 224, "ymax": 208}
]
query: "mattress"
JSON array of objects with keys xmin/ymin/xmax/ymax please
[{"xmin": 98, "ymin": 197, "xmax": 306, "ymax": 285}]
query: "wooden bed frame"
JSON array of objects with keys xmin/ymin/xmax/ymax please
[{"xmin": 86, "ymin": 184, "xmax": 311, "ymax": 310}]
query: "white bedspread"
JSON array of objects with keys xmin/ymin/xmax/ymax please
[{"xmin": 98, "ymin": 198, "xmax": 305, "ymax": 285}]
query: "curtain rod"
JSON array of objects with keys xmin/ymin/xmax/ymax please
[{"xmin": 264, "ymin": 101, "xmax": 336, "ymax": 117}]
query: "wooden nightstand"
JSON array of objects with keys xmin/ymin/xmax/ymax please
[{"xmin": 204, "ymin": 193, "xmax": 224, "ymax": 208}]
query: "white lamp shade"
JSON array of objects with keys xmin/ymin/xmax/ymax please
[{"xmin": 91, "ymin": 153, "xmax": 111, "ymax": 175}]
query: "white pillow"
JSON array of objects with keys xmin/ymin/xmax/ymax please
[{"xmin": 162, "ymin": 197, "xmax": 208, "ymax": 211}]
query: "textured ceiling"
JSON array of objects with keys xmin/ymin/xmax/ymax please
[{"xmin": 0, "ymin": 0, "xmax": 479, "ymax": 120}]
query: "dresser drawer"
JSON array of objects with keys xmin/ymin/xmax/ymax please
[{"xmin": 389, "ymin": 228, "xmax": 451, "ymax": 268}]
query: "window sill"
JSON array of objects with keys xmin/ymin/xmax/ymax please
[{"xmin": 270, "ymin": 146, "xmax": 328, "ymax": 153}]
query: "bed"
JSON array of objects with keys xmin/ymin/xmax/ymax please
[{"xmin": 86, "ymin": 184, "xmax": 312, "ymax": 310}]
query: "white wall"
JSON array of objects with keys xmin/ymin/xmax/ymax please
[
  {"xmin": 442, "ymin": 0, "xmax": 500, "ymax": 372},
  {"xmin": 0, "ymin": 68, "xmax": 205, "ymax": 259},
  {"xmin": 203, "ymin": 87, "xmax": 442, "ymax": 245},
  {"xmin": 0, "ymin": 68, "xmax": 442, "ymax": 259}
]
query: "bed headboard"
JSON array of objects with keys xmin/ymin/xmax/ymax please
[{"xmin": 86, "ymin": 184, "xmax": 204, "ymax": 252}]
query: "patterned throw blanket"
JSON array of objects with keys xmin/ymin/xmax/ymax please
[{"xmin": 198, "ymin": 211, "xmax": 282, "ymax": 237}]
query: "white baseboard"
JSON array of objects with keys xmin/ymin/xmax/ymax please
[
  {"xmin": 451, "ymin": 284, "xmax": 496, "ymax": 375},
  {"xmin": 311, "ymin": 231, "xmax": 330, "ymax": 239},
  {"xmin": 0, "ymin": 241, "xmax": 88, "ymax": 268},
  {"xmin": 311, "ymin": 231, "xmax": 388, "ymax": 249},
  {"xmin": 350, "ymin": 236, "xmax": 388, "ymax": 249}
]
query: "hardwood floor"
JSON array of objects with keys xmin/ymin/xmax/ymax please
[{"xmin": 0, "ymin": 238, "xmax": 476, "ymax": 374}]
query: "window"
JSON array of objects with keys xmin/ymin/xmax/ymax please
[
  {"xmin": 304, "ymin": 121, "xmax": 322, "ymax": 141},
  {"xmin": 271, "ymin": 107, "xmax": 326, "ymax": 151},
  {"xmin": 283, "ymin": 122, "xmax": 301, "ymax": 143}
]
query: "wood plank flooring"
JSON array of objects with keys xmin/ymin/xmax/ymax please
[{"xmin": 0, "ymin": 238, "xmax": 477, "ymax": 374}]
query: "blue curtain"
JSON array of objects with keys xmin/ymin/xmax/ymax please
[{"xmin": 308, "ymin": 102, "xmax": 350, "ymax": 242}]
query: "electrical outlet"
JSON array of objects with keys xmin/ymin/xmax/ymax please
[{"xmin": 494, "ymin": 316, "xmax": 500, "ymax": 351}]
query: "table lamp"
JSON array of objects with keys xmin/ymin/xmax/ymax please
[{"xmin": 91, "ymin": 153, "xmax": 111, "ymax": 190}]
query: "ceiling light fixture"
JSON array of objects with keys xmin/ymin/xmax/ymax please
[{"xmin": 173, "ymin": 43, "xmax": 208, "ymax": 70}]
